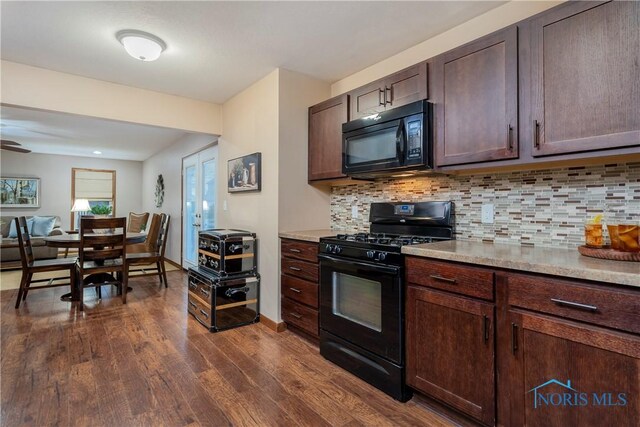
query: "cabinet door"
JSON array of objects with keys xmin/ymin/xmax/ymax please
[
  {"xmin": 349, "ymin": 80, "xmax": 386, "ymax": 120},
  {"xmin": 435, "ymin": 26, "xmax": 519, "ymax": 167},
  {"xmin": 349, "ymin": 63, "xmax": 428, "ymax": 120},
  {"xmin": 406, "ymin": 286, "xmax": 495, "ymax": 426},
  {"xmin": 530, "ymin": 1, "xmax": 640, "ymax": 156},
  {"xmin": 308, "ymin": 94, "xmax": 349, "ymax": 181},
  {"xmin": 507, "ymin": 310, "xmax": 640, "ymax": 427},
  {"xmin": 385, "ymin": 62, "xmax": 428, "ymax": 109}
]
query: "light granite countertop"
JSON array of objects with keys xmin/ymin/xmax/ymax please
[
  {"xmin": 402, "ymin": 240, "xmax": 640, "ymax": 288},
  {"xmin": 278, "ymin": 229, "xmax": 340, "ymax": 243}
]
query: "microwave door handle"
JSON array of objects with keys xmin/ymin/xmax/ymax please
[{"xmin": 396, "ymin": 120, "xmax": 406, "ymax": 165}]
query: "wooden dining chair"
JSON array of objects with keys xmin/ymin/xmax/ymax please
[
  {"xmin": 127, "ymin": 212, "xmax": 149, "ymax": 233},
  {"xmin": 126, "ymin": 214, "xmax": 170, "ymax": 287},
  {"xmin": 77, "ymin": 217, "xmax": 127, "ymax": 311},
  {"xmin": 13, "ymin": 217, "xmax": 77, "ymax": 309}
]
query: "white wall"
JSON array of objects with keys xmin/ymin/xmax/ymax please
[
  {"xmin": 1, "ymin": 60, "xmax": 223, "ymax": 135},
  {"xmin": 331, "ymin": 0, "xmax": 564, "ymax": 95},
  {"xmin": 215, "ymin": 68, "xmax": 332, "ymax": 324},
  {"xmin": 0, "ymin": 151, "xmax": 142, "ymax": 229},
  {"xmin": 217, "ymin": 70, "xmax": 281, "ymax": 322},
  {"xmin": 278, "ymin": 69, "xmax": 331, "ymax": 232},
  {"xmin": 142, "ymin": 133, "xmax": 217, "ymax": 264}
]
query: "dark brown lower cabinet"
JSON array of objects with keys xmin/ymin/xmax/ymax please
[
  {"xmin": 406, "ymin": 285, "xmax": 496, "ymax": 426},
  {"xmin": 280, "ymin": 239, "xmax": 319, "ymax": 339},
  {"xmin": 505, "ymin": 310, "xmax": 640, "ymax": 427}
]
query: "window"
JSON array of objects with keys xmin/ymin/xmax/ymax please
[{"xmin": 71, "ymin": 168, "xmax": 116, "ymax": 230}]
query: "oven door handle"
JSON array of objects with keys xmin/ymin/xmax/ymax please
[{"xmin": 318, "ymin": 254, "xmax": 401, "ymax": 275}]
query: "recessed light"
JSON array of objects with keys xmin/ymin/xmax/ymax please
[
  {"xmin": 93, "ymin": 151, "xmax": 102, "ymax": 155},
  {"xmin": 116, "ymin": 29, "xmax": 167, "ymax": 62}
]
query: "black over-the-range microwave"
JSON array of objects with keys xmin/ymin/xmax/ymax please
[{"xmin": 342, "ymin": 99, "xmax": 432, "ymax": 179}]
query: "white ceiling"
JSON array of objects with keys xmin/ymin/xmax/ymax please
[
  {"xmin": 0, "ymin": 106, "xmax": 191, "ymax": 161},
  {"xmin": 0, "ymin": 1, "xmax": 505, "ymax": 104},
  {"xmin": 1, "ymin": 1, "xmax": 504, "ymax": 160}
]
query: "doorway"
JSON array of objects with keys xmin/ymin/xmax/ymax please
[{"xmin": 182, "ymin": 146, "xmax": 217, "ymax": 269}]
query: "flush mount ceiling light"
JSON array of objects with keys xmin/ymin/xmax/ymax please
[
  {"xmin": 116, "ymin": 30, "xmax": 166, "ymax": 62},
  {"xmin": 93, "ymin": 151, "xmax": 102, "ymax": 155}
]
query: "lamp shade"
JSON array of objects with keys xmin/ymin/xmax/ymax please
[
  {"xmin": 116, "ymin": 30, "xmax": 166, "ymax": 62},
  {"xmin": 71, "ymin": 199, "xmax": 91, "ymax": 212}
]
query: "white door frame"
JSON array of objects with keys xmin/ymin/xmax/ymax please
[{"xmin": 182, "ymin": 146, "xmax": 217, "ymax": 269}]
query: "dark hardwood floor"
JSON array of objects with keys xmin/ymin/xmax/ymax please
[{"xmin": 1, "ymin": 270, "xmax": 457, "ymax": 427}]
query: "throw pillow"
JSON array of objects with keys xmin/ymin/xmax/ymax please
[
  {"xmin": 31, "ymin": 216, "xmax": 56, "ymax": 237},
  {"xmin": 8, "ymin": 217, "xmax": 35, "ymax": 238}
]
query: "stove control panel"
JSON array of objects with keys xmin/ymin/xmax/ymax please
[
  {"xmin": 366, "ymin": 250, "xmax": 387, "ymax": 261},
  {"xmin": 325, "ymin": 244, "xmax": 343, "ymax": 254}
]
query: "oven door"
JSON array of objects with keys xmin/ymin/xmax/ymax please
[{"xmin": 319, "ymin": 254, "xmax": 403, "ymax": 364}]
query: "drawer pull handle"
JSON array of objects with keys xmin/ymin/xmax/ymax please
[
  {"xmin": 289, "ymin": 312, "xmax": 302, "ymax": 319},
  {"xmin": 199, "ymin": 288, "xmax": 210, "ymax": 297},
  {"xmin": 289, "ymin": 248, "xmax": 301, "ymax": 253},
  {"xmin": 289, "ymin": 267, "xmax": 302, "ymax": 272},
  {"xmin": 430, "ymin": 274, "xmax": 457, "ymax": 284},
  {"xmin": 188, "ymin": 300, "xmax": 197, "ymax": 309},
  {"xmin": 511, "ymin": 323, "xmax": 518, "ymax": 354},
  {"xmin": 289, "ymin": 287, "xmax": 302, "ymax": 293},
  {"xmin": 225, "ymin": 287, "xmax": 250, "ymax": 297},
  {"xmin": 188, "ymin": 281, "xmax": 197, "ymax": 290},
  {"xmin": 550, "ymin": 298, "xmax": 597, "ymax": 312},
  {"xmin": 199, "ymin": 309, "xmax": 209, "ymax": 319}
]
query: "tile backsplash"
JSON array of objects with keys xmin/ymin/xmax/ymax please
[{"xmin": 330, "ymin": 162, "xmax": 640, "ymax": 249}]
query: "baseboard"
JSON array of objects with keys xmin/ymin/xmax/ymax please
[
  {"xmin": 260, "ymin": 315, "xmax": 287, "ymax": 332},
  {"xmin": 164, "ymin": 257, "xmax": 183, "ymax": 270}
]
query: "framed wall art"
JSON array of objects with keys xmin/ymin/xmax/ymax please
[
  {"xmin": 228, "ymin": 152, "xmax": 261, "ymax": 193},
  {"xmin": 0, "ymin": 177, "xmax": 40, "ymax": 208}
]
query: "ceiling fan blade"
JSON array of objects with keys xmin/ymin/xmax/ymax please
[
  {"xmin": 1, "ymin": 145, "xmax": 31, "ymax": 153},
  {"xmin": 0, "ymin": 139, "xmax": 20, "ymax": 146}
]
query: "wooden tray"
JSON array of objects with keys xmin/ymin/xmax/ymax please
[{"xmin": 578, "ymin": 245, "xmax": 640, "ymax": 262}]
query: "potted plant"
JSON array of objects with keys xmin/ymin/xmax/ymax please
[{"xmin": 90, "ymin": 205, "xmax": 113, "ymax": 217}]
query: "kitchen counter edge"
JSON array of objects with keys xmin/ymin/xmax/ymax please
[
  {"xmin": 279, "ymin": 229, "xmax": 340, "ymax": 243},
  {"xmin": 402, "ymin": 240, "xmax": 640, "ymax": 288}
]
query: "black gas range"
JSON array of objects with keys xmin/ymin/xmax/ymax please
[
  {"xmin": 318, "ymin": 201, "xmax": 453, "ymax": 401},
  {"xmin": 322, "ymin": 233, "xmax": 451, "ymax": 266}
]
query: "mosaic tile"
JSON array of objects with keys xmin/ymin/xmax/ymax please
[{"xmin": 330, "ymin": 163, "xmax": 640, "ymax": 249}]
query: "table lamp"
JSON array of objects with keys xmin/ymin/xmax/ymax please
[{"xmin": 71, "ymin": 199, "xmax": 91, "ymax": 230}]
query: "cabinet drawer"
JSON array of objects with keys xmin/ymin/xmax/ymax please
[
  {"xmin": 406, "ymin": 257, "xmax": 495, "ymax": 301},
  {"xmin": 281, "ymin": 274, "xmax": 318, "ymax": 308},
  {"xmin": 281, "ymin": 257, "xmax": 318, "ymax": 282},
  {"xmin": 188, "ymin": 292, "xmax": 213, "ymax": 329},
  {"xmin": 508, "ymin": 273, "xmax": 640, "ymax": 334},
  {"xmin": 281, "ymin": 239, "xmax": 318, "ymax": 263},
  {"xmin": 282, "ymin": 297, "xmax": 318, "ymax": 337}
]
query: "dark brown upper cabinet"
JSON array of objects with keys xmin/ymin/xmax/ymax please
[
  {"xmin": 308, "ymin": 94, "xmax": 349, "ymax": 181},
  {"xmin": 529, "ymin": 0, "xmax": 640, "ymax": 157},
  {"xmin": 349, "ymin": 62, "xmax": 427, "ymax": 120},
  {"xmin": 434, "ymin": 26, "xmax": 519, "ymax": 167}
]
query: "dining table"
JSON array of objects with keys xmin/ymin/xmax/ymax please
[
  {"xmin": 44, "ymin": 232, "xmax": 147, "ymax": 249},
  {"xmin": 44, "ymin": 232, "xmax": 147, "ymax": 302}
]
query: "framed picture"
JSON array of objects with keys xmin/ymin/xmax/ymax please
[
  {"xmin": 0, "ymin": 177, "xmax": 40, "ymax": 208},
  {"xmin": 228, "ymin": 152, "xmax": 261, "ymax": 193}
]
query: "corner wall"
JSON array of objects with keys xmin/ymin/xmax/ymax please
[
  {"xmin": 216, "ymin": 69, "xmax": 332, "ymax": 324},
  {"xmin": 278, "ymin": 69, "xmax": 331, "ymax": 232},
  {"xmin": 217, "ymin": 70, "xmax": 281, "ymax": 322},
  {"xmin": 142, "ymin": 133, "xmax": 217, "ymax": 264}
]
